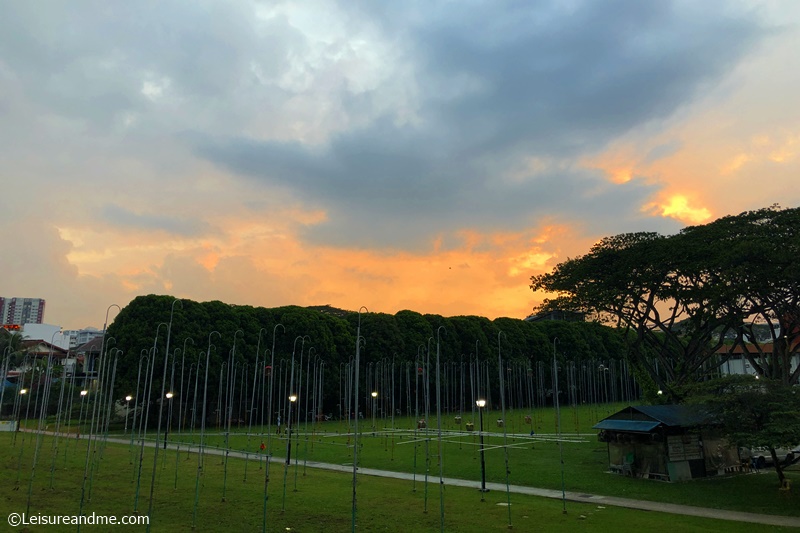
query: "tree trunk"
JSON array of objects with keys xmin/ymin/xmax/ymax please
[{"xmin": 769, "ymin": 448, "xmax": 786, "ymax": 485}]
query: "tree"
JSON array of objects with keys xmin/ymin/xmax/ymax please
[
  {"xmin": 530, "ymin": 231, "xmax": 736, "ymax": 400},
  {"xmin": 106, "ymin": 294, "xmax": 632, "ymax": 426},
  {"xmin": 685, "ymin": 375, "xmax": 800, "ymax": 485},
  {"xmin": 0, "ymin": 330, "xmax": 27, "ymax": 367},
  {"xmin": 682, "ymin": 206, "xmax": 800, "ymax": 385},
  {"xmin": 530, "ymin": 205, "xmax": 800, "ymax": 398}
]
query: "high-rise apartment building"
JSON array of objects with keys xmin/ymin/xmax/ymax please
[
  {"xmin": 63, "ymin": 327, "xmax": 104, "ymax": 349},
  {"xmin": 0, "ymin": 297, "xmax": 46, "ymax": 326}
]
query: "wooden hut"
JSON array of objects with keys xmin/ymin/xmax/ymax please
[{"xmin": 593, "ymin": 405, "xmax": 739, "ymax": 481}]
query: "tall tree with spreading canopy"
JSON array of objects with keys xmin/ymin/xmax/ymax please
[
  {"xmin": 530, "ymin": 205, "xmax": 800, "ymax": 397},
  {"xmin": 684, "ymin": 206, "xmax": 800, "ymax": 385}
]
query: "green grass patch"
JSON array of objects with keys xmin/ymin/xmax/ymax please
[
  {"xmin": 5, "ymin": 403, "xmax": 800, "ymax": 531},
  {"xmin": 1, "ymin": 429, "xmax": 793, "ymax": 532}
]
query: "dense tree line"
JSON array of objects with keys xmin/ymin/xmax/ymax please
[{"xmin": 104, "ymin": 295, "xmax": 630, "ymax": 426}]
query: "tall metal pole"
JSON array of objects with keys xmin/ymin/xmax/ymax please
[
  {"xmin": 281, "ymin": 336, "xmax": 301, "ymax": 512},
  {"xmin": 193, "ymin": 331, "xmax": 219, "ymax": 529},
  {"xmin": 262, "ymin": 322, "xmax": 285, "ymax": 533},
  {"xmin": 78, "ymin": 303, "xmax": 119, "ymax": 532},
  {"xmin": 435, "ymin": 326, "xmax": 446, "ymax": 532},
  {"xmin": 554, "ymin": 337, "xmax": 566, "ymax": 514},
  {"xmin": 146, "ymin": 298, "xmax": 182, "ymax": 532},
  {"xmin": 351, "ymin": 306, "xmax": 367, "ymax": 533},
  {"xmin": 179, "ymin": 338, "xmax": 194, "ymax": 431},
  {"xmin": 223, "ymin": 330, "xmax": 244, "ymax": 502},
  {"xmin": 498, "ymin": 331, "xmax": 512, "ymax": 528},
  {"xmin": 476, "ymin": 399, "xmax": 487, "ymax": 499}
]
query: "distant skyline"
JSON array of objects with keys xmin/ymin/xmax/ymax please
[{"xmin": 1, "ymin": 1, "xmax": 799, "ymax": 330}]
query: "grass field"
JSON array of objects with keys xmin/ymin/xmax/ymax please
[
  {"xmin": 4, "ymin": 403, "xmax": 799, "ymax": 531},
  {"xmin": 156, "ymin": 403, "xmax": 800, "ymax": 515}
]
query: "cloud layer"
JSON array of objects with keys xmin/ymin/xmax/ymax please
[{"xmin": 1, "ymin": 0, "xmax": 798, "ymax": 329}]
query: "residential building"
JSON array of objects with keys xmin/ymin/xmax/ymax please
[
  {"xmin": 63, "ymin": 327, "xmax": 104, "ymax": 349},
  {"xmin": 0, "ymin": 297, "xmax": 46, "ymax": 326},
  {"xmin": 716, "ymin": 343, "xmax": 800, "ymax": 376}
]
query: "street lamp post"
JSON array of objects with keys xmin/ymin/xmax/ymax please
[
  {"xmin": 125, "ymin": 395, "xmax": 132, "ymax": 434},
  {"xmin": 371, "ymin": 391, "xmax": 378, "ymax": 436},
  {"xmin": 476, "ymin": 399, "xmax": 488, "ymax": 499},
  {"xmin": 164, "ymin": 392, "xmax": 174, "ymax": 449},
  {"xmin": 286, "ymin": 395, "xmax": 297, "ymax": 465},
  {"xmin": 78, "ymin": 390, "xmax": 88, "ymax": 439},
  {"xmin": 282, "ymin": 393, "xmax": 297, "ymax": 512},
  {"xmin": 17, "ymin": 388, "xmax": 28, "ymax": 433}
]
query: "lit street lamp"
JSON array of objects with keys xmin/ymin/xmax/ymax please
[
  {"xmin": 78, "ymin": 390, "xmax": 88, "ymax": 439},
  {"xmin": 476, "ymin": 399, "xmax": 488, "ymax": 498},
  {"xmin": 286, "ymin": 395, "xmax": 297, "ymax": 464},
  {"xmin": 164, "ymin": 392, "xmax": 174, "ymax": 449},
  {"xmin": 125, "ymin": 395, "xmax": 132, "ymax": 434},
  {"xmin": 282, "ymin": 394, "xmax": 298, "ymax": 509},
  {"xmin": 16, "ymin": 388, "xmax": 28, "ymax": 433},
  {"xmin": 371, "ymin": 391, "xmax": 378, "ymax": 436}
]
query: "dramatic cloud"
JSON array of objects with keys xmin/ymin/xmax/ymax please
[{"xmin": 1, "ymin": 0, "xmax": 798, "ymax": 329}]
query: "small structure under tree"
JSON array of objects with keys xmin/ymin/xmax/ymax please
[{"xmin": 594, "ymin": 405, "xmax": 739, "ymax": 482}]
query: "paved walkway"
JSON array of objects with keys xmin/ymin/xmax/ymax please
[{"xmin": 31, "ymin": 431, "xmax": 800, "ymax": 528}]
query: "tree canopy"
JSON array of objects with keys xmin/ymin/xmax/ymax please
[
  {"xmin": 104, "ymin": 295, "xmax": 630, "ymax": 424},
  {"xmin": 684, "ymin": 375, "xmax": 800, "ymax": 484},
  {"xmin": 530, "ymin": 205, "xmax": 800, "ymax": 397}
]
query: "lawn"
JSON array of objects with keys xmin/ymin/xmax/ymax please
[
  {"xmin": 4, "ymin": 402, "xmax": 799, "ymax": 532},
  {"xmin": 1, "ymin": 428, "xmax": 793, "ymax": 533},
  {"xmin": 163, "ymin": 403, "xmax": 800, "ymax": 516}
]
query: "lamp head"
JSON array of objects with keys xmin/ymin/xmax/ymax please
[
  {"xmin": 289, "ymin": 394, "xmax": 297, "ymax": 402},
  {"xmin": 125, "ymin": 395, "xmax": 133, "ymax": 401},
  {"xmin": 476, "ymin": 399, "xmax": 486, "ymax": 408}
]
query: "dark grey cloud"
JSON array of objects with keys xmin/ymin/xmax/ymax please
[
  {"xmin": 193, "ymin": 1, "xmax": 765, "ymax": 249},
  {"xmin": 196, "ymin": 126, "xmax": 674, "ymax": 249},
  {"xmin": 344, "ymin": 0, "xmax": 764, "ymax": 158}
]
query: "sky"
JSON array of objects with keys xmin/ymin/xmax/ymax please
[{"xmin": 1, "ymin": 0, "xmax": 799, "ymax": 330}]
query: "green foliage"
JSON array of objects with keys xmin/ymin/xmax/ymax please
[
  {"xmin": 531, "ymin": 204, "xmax": 800, "ymax": 396},
  {"xmin": 105, "ymin": 295, "xmax": 630, "ymax": 428},
  {"xmin": 684, "ymin": 375, "xmax": 800, "ymax": 484},
  {"xmin": 1, "ymin": 330, "xmax": 27, "ymax": 367}
]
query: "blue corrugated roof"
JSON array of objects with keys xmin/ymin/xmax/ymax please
[
  {"xmin": 593, "ymin": 419, "xmax": 660, "ymax": 432},
  {"xmin": 592, "ymin": 404, "xmax": 712, "ymax": 433}
]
